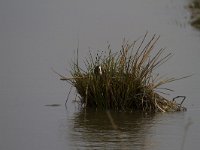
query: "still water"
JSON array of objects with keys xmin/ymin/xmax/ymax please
[{"xmin": 0, "ymin": 0, "xmax": 200, "ymax": 149}]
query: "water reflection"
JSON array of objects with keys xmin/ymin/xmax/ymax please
[{"xmin": 68, "ymin": 109, "xmax": 156, "ymax": 149}]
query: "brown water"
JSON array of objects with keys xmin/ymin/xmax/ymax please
[{"xmin": 1, "ymin": 0, "xmax": 200, "ymax": 149}]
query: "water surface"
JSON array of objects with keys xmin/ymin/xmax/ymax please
[{"xmin": 0, "ymin": 0, "xmax": 200, "ymax": 149}]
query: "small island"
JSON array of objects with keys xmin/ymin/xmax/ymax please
[{"xmin": 58, "ymin": 34, "xmax": 187, "ymax": 113}]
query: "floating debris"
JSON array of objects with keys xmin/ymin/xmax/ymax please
[{"xmin": 45, "ymin": 104, "xmax": 61, "ymax": 107}]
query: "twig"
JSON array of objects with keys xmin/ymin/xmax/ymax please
[
  {"xmin": 154, "ymin": 99, "xmax": 166, "ymax": 112},
  {"xmin": 173, "ymin": 96, "xmax": 186, "ymax": 105},
  {"xmin": 60, "ymin": 77, "xmax": 83, "ymax": 81},
  {"xmin": 65, "ymin": 85, "xmax": 73, "ymax": 108},
  {"xmin": 51, "ymin": 67, "xmax": 83, "ymax": 81}
]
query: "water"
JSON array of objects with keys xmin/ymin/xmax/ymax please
[{"xmin": 0, "ymin": 0, "xmax": 200, "ymax": 149}]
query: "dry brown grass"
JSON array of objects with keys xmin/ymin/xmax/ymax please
[{"xmin": 59, "ymin": 33, "xmax": 187, "ymax": 112}]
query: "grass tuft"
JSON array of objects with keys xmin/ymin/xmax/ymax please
[{"xmin": 59, "ymin": 34, "xmax": 187, "ymax": 112}]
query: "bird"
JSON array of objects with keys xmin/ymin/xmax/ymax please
[{"xmin": 94, "ymin": 65, "xmax": 103, "ymax": 75}]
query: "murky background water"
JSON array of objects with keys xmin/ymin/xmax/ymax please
[{"xmin": 1, "ymin": 0, "xmax": 200, "ymax": 149}]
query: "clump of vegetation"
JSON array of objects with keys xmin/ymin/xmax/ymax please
[
  {"xmin": 59, "ymin": 34, "xmax": 187, "ymax": 113},
  {"xmin": 188, "ymin": 0, "xmax": 200, "ymax": 29}
]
